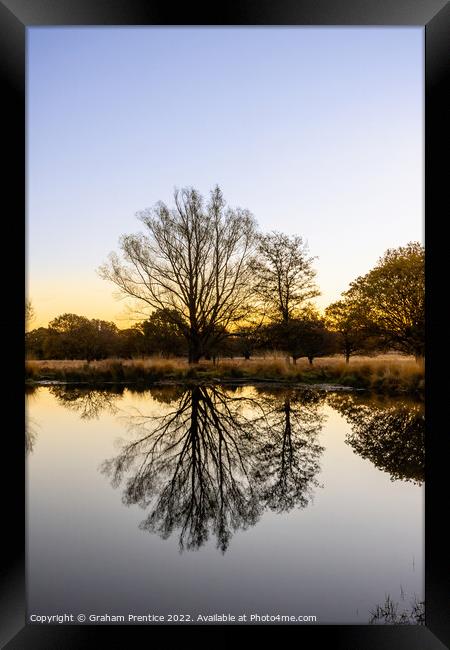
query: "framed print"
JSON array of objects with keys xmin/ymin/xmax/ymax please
[{"xmin": 1, "ymin": 0, "xmax": 449, "ymax": 648}]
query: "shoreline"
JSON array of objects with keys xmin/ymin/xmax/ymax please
[
  {"xmin": 25, "ymin": 376, "xmax": 421, "ymax": 397},
  {"xmin": 25, "ymin": 356, "xmax": 424, "ymax": 397},
  {"xmin": 25, "ymin": 377, "xmax": 359, "ymax": 391}
]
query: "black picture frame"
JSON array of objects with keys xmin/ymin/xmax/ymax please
[{"xmin": 2, "ymin": 1, "xmax": 448, "ymax": 647}]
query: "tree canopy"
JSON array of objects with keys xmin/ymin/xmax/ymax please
[
  {"xmin": 325, "ymin": 298, "xmax": 377, "ymax": 363},
  {"xmin": 26, "ymin": 185, "xmax": 424, "ymax": 367},
  {"xmin": 251, "ymin": 232, "xmax": 319, "ymax": 323},
  {"xmin": 99, "ymin": 186, "xmax": 257, "ymax": 362},
  {"xmin": 343, "ymin": 242, "xmax": 424, "ymax": 358}
]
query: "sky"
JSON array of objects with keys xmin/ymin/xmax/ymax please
[{"xmin": 27, "ymin": 27, "xmax": 424, "ymax": 330}]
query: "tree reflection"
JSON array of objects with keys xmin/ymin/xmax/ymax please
[
  {"xmin": 101, "ymin": 385, "xmax": 325, "ymax": 552},
  {"xmin": 328, "ymin": 393, "xmax": 424, "ymax": 484},
  {"xmin": 49, "ymin": 385, "xmax": 124, "ymax": 420},
  {"xmin": 252, "ymin": 388, "xmax": 325, "ymax": 512},
  {"xmin": 25, "ymin": 385, "xmax": 39, "ymax": 454},
  {"xmin": 25, "ymin": 417, "xmax": 38, "ymax": 454}
]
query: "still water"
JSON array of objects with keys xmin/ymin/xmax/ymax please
[{"xmin": 26, "ymin": 384, "xmax": 424, "ymax": 624}]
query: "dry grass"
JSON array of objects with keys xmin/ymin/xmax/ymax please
[{"xmin": 25, "ymin": 353, "xmax": 424, "ymax": 395}]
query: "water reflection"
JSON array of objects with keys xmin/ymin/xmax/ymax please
[
  {"xmin": 252, "ymin": 388, "xmax": 325, "ymax": 512},
  {"xmin": 42, "ymin": 384, "xmax": 424, "ymax": 551},
  {"xmin": 25, "ymin": 385, "xmax": 39, "ymax": 454},
  {"xmin": 26, "ymin": 418, "xmax": 38, "ymax": 454},
  {"xmin": 27, "ymin": 384, "xmax": 424, "ymax": 620},
  {"xmin": 49, "ymin": 385, "xmax": 123, "ymax": 420},
  {"xmin": 328, "ymin": 393, "xmax": 424, "ymax": 484},
  {"xmin": 101, "ymin": 385, "xmax": 325, "ymax": 552}
]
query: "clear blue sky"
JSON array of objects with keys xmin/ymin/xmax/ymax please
[{"xmin": 27, "ymin": 27, "xmax": 423, "ymax": 328}]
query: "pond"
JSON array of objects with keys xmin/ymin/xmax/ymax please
[{"xmin": 26, "ymin": 384, "xmax": 424, "ymax": 625}]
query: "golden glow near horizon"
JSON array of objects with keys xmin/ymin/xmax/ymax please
[
  {"xmin": 27, "ymin": 28, "xmax": 423, "ymax": 332},
  {"xmin": 27, "ymin": 273, "xmax": 335, "ymax": 331},
  {"xmin": 27, "ymin": 275, "xmax": 138, "ymax": 330}
]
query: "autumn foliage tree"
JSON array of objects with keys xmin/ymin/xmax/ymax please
[{"xmin": 343, "ymin": 242, "xmax": 424, "ymax": 360}]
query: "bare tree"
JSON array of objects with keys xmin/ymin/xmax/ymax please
[
  {"xmin": 251, "ymin": 232, "xmax": 320, "ymax": 324},
  {"xmin": 99, "ymin": 186, "xmax": 257, "ymax": 363},
  {"xmin": 25, "ymin": 299, "xmax": 35, "ymax": 327}
]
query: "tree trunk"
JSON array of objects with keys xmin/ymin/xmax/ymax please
[
  {"xmin": 345, "ymin": 352, "xmax": 350, "ymax": 364},
  {"xmin": 188, "ymin": 341, "xmax": 202, "ymax": 364},
  {"xmin": 187, "ymin": 324, "xmax": 203, "ymax": 364},
  {"xmin": 308, "ymin": 356, "xmax": 314, "ymax": 365},
  {"xmin": 188, "ymin": 351, "xmax": 201, "ymax": 364}
]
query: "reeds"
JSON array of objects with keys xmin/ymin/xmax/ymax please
[
  {"xmin": 25, "ymin": 354, "xmax": 424, "ymax": 395},
  {"xmin": 369, "ymin": 593, "xmax": 425, "ymax": 625}
]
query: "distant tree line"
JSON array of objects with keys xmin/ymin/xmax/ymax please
[{"xmin": 26, "ymin": 186, "xmax": 424, "ymax": 364}]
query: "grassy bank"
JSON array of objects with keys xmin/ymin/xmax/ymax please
[{"xmin": 25, "ymin": 355, "xmax": 424, "ymax": 396}]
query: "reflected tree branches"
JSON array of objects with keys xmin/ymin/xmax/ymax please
[
  {"xmin": 25, "ymin": 417, "xmax": 38, "ymax": 454},
  {"xmin": 46, "ymin": 383, "xmax": 423, "ymax": 554},
  {"xmin": 25, "ymin": 385, "xmax": 39, "ymax": 454},
  {"xmin": 101, "ymin": 385, "xmax": 325, "ymax": 552},
  {"xmin": 252, "ymin": 388, "xmax": 325, "ymax": 512}
]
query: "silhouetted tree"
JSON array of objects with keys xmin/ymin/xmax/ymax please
[
  {"xmin": 116, "ymin": 326, "xmax": 144, "ymax": 359},
  {"xmin": 138, "ymin": 308, "xmax": 187, "ymax": 357},
  {"xmin": 291, "ymin": 313, "xmax": 335, "ymax": 364},
  {"xmin": 26, "ymin": 327, "xmax": 50, "ymax": 359},
  {"xmin": 232, "ymin": 324, "xmax": 265, "ymax": 360},
  {"xmin": 89, "ymin": 319, "xmax": 119, "ymax": 360},
  {"xmin": 265, "ymin": 310, "xmax": 335, "ymax": 364},
  {"xmin": 251, "ymin": 232, "xmax": 319, "ymax": 324},
  {"xmin": 325, "ymin": 298, "xmax": 377, "ymax": 363},
  {"xmin": 100, "ymin": 186, "xmax": 257, "ymax": 363},
  {"xmin": 47, "ymin": 313, "xmax": 92, "ymax": 359},
  {"xmin": 25, "ymin": 299, "xmax": 35, "ymax": 328},
  {"xmin": 41, "ymin": 314, "xmax": 119, "ymax": 360}
]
